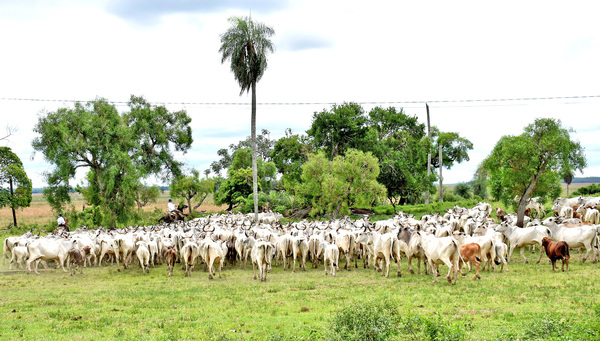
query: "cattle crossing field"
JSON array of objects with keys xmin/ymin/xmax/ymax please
[{"xmin": 1, "ymin": 250, "xmax": 599, "ymax": 340}]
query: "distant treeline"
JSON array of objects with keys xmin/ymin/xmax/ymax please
[
  {"xmin": 32, "ymin": 186, "xmax": 170, "ymax": 194},
  {"xmin": 563, "ymin": 177, "xmax": 600, "ymax": 184}
]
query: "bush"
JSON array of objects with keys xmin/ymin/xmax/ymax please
[
  {"xmin": 373, "ymin": 205, "xmax": 395, "ymax": 215},
  {"xmin": 453, "ymin": 182, "xmax": 472, "ymax": 200},
  {"xmin": 573, "ymin": 183, "xmax": 600, "ymax": 196},
  {"xmin": 328, "ymin": 300, "xmax": 400, "ymax": 341},
  {"xmin": 401, "ymin": 314, "xmax": 467, "ymax": 341}
]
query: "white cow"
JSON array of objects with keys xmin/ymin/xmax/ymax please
[
  {"xmin": 27, "ymin": 237, "xmax": 75, "ymax": 274},
  {"xmin": 180, "ymin": 241, "xmax": 199, "ymax": 277},
  {"xmin": 412, "ymin": 232, "xmax": 460, "ymax": 285},
  {"xmin": 495, "ymin": 222, "xmax": 551, "ymax": 263},
  {"xmin": 371, "ymin": 233, "xmax": 396, "ymax": 277},
  {"xmin": 575, "ymin": 206, "xmax": 600, "ymax": 225},
  {"xmin": 291, "ymin": 235, "xmax": 309, "ymax": 272},
  {"xmin": 322, "ymin": 241, "xmax": 340, "ymax": 277},
  {"xmin": 135, "ymin": 241, "xmax": 150, "ymax": 274},
  {"xmin": 543, "ymin": 217, "xmax": 599, "ymax": 262},
  {"xmin": 112, "ymin": 234, "xmax": 135, "ymax": 270},
  {"xmin": 335, "ymin": 231, "xmax": 356, "ymax": 271},
  {"xmin": 204, "ymin": 240, "xmax": 225, "ymax": 279},
  {"xmin": 251, "ymin": 241, "xmax": 274, "ymax": 281},
  {"xmin": 552, "ymin": 203, "xmax": 573, "ymax": 219}
]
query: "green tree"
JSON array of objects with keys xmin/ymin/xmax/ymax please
[
  {"xmin": 271, "ymin": 128, "xmax": 312, "ymax": 191},
  {"xmin": 170, "ymin": 169, "xmax": 215, "ymax": 215},
  {"xmin": 134, "ymin": 184, "xmax": 160, "ymax": 213},
  {"xmin": 32, "ymin": 96, "xmax": 193, "ymax": 226},
  {"xmin": 307, "ymin": 102, "xmax": 369, "ymax": 160},
  {"xmin": 470, "ymin": 162, "xmax": 489, "ymax": 200},
  {"xmin": 296, "ymin": 149, "xmax": 386, "ymax": 218},
  {"xmin": 0, "ymin": 147, "xmax": 32, "ymax": 227},
  {"xmin": 366, "ymin": 107, "xmax": 434, "ymax": 206},
  {"xmin": 215, "ymin": 168, "xmax": 257, "ymax": 211},
  {"xmin": 453, "ymin": 182, "xmax": 472, "ymax": 199},
  {"xmin": 230, "ymin": 148, "xmax": 276, "ymax": 193},
  {"xmin": 209, "ymin": 129, "xmax": 275, "ymax": 175},
  {"xmin": 219, "ymin": 16, "xmax": 275, "ymax": 221},
  {"xmin": 429, "ymin": 128, "xmax": 474, "ymax": 170},
  {"xmin": 482, "ymin": 118, "xmax": 586, "ymax": 227}
]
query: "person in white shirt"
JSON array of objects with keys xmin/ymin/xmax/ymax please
[
  {"xmin": 57, "ymin": 214, "xmax": 69, "ymax": 232},
  {"xmin": 168, "ymin": 199, "xmax": 176, "ymax": 212},
  {"xmin": 57, "ymin": 214, "xmax": 66, "ymax": 227}
]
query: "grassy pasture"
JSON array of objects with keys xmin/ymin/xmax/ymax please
[{"xmin": 1, "ymin": 251, "xmax": 599, "ymax": 340}]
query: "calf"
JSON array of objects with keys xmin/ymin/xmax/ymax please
[
  {"xmin": 68, "ymin": 246, "xmax": 91, "ymax": 275},
  {"xmin": 541, "ymin": 237, "xmax": 570, "ymax": 271},
  {"xmin": 9, "ymin": 245, "xmax": 29, "ymax": 270},
  {"xmin": 459, "ymin": 243, "xmax": 482, "ymax": 280},
  {"xmin": 163, "ymin": 247, "xmax": 177, "ymax": 277}
]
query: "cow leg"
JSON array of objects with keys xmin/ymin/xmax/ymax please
[
  {"xmin": 473, "ymin": 259, "xmax": 481, "ymax": 280},
  {"xmin": 428, "ymin": 259, "xmax": 437, "ymax": 282},
  {"xmin": 536, "ymin": 244, "xmax": 545, "ymax": 264},
  {"xmin": 519, "ymin": 247, "xmax": 529, "ymax": 263},
  {"xmin": 440, "ymin": 258, "xmax": 455, "ymax": 284}
]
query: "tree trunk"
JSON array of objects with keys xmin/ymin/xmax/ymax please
[
  {"xmin": 193, "ymin": 193, "xmax": 209, "ymax": 210},
  {"xmin": 251, "ymin": 80, "xmax": 259, "ymax": 222},
  {"xmin": 10, "ymin": 178, "xmax": 17, "ymax": 227},
  {"xmin": 438, "ymin": 145, "xmax": 443, "ymax": 202},
  {"xmin": 516, "ymin": 176, "xmax": 539, "ymax": 227},
  {"xmin": 187, "ymin": 198, "xmax": 192, "ymax": 216},
  {"xmin": 425, "ymin": 103, "xmax": 431, "ymax": 204}
]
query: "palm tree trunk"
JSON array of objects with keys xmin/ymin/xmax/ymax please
[
  {"xmin": 10, "ymin": 178, "xmax": 17, "ymax": 227},
  {"xmin": 251, "ymin": 80, "xmax": 259, "ymax": 222}
]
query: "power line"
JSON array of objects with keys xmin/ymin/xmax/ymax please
[{"xmin": 0, "ymin": 95, "xmax": 599, "ymax": 107}]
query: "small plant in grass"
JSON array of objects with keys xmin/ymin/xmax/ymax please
[
  {"xmin": 401, "ymin": 314, "xmax": 467, "ymax": 341},
  {"xmin": 328, "ymin": 300, "xmax": 400, "ymax": 341}
]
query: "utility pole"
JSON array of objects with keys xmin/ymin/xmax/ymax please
[
  {"xmin": 439, "ymin": 144, "xmax": 443, "ymax": 202},
  {"xmin": 425, "ymin": 103, "xmax": 431, "ymax": 204}
]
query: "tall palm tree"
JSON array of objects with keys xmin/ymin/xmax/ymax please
[{"xmin": 219, "ymin": 16, "xmax": 275, "ymax": 221}]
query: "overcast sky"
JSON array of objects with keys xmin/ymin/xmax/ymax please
[{"xmin": 0, "ymin": 1, "xmax": 599, "ymax": 188}]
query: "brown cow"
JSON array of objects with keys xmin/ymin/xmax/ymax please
[
  {"xmin": 541, "ymin": 237, "xmax": 570, "ymax": 272},
  {"xmin": 496, "ymin": 207, "xmax": 506, "ymax": 223},
  {"xmin": 459, "ymin": 243, "xmax": 482, "ymax": 280},
  {"xmin": 163, "ymin": 247, "xmax": 177, "ymax": 277},
  {"xmin": 68, "ymin": 246, "xmax": 91, "ymax": 275}
]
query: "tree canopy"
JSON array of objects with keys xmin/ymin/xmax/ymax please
[
  {"xmin": 0, "ymin": 147, "xmax": 32, "ymax": 227},
  {"xmin": 32, "ymin": 96, "xmax": 193, "ymax": 226},
  {"xmin": 295, "ymin": 149, "xmax": 386, "ymax": 218},
  {"xmin": 482, "ymin": 118, "xmax": 586, "ymax": 227},
  {"xmin": 307, "ymin": 102, "xmax": 369, "ymax": 160},
  {"xmin": 170, "ymin": 169, "xmax": 215, "ymax": 216}
]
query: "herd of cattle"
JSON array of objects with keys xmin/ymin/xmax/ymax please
[{"xmin": 3, "ymin": 195, "xmax": 600, "ymax": 285}]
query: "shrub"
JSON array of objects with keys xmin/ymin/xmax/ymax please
[
  {"xmin": 453, "ymin": 182, "xmax": 472, "ymax": 200},
  {"xmin": 573, "ymin": 183, "xmax": 600, "ymax": 196},
  {"xmin": 400, "ymin": 314, "xmax": 468, "ymax": 341},
  {"xmin": 373, "ymin": 205, "xmax": 395, "ymax": 215},
  {"xmin": 328, "ymin": 300, "xmax": 400, "ymax": 341}
]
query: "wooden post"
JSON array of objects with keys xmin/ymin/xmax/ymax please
[
  {"xmin": 425, "ymin": 103, "xmax": 431, "ymax": 204},
  {"xmin": 439, "ymin": 145, "xmax": 443, "ymax": 202}
]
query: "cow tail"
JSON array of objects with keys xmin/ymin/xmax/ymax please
[{"xmin": 452, "ymin": 239, "xmax": 464, "ymax": 264}]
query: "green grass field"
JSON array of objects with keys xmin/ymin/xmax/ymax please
[
  {"xmin": 1, "ymin": 252, "xmax": 599, "ymax": 340},
  {"xmin": 2, "ymin": 188, "xmax": 599, "ymax": 340}
]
